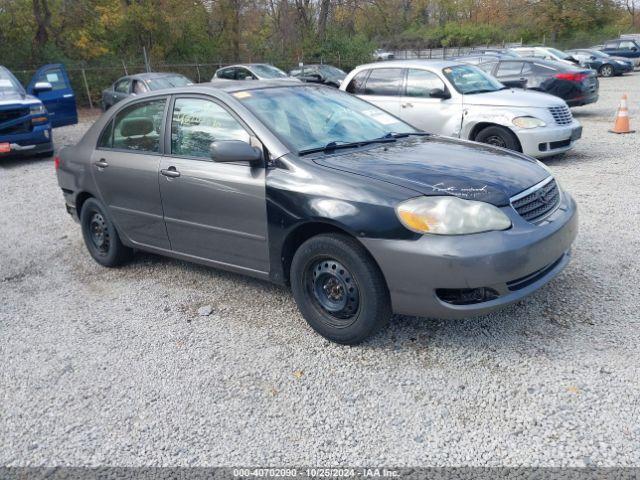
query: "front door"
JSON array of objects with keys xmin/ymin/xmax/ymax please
[
  {"xmin": 357, "ymin": 67, "xmax": 403, "ymax": 117},
  {"xmin": 399, "ymin": 68, "xmax": 463, "ymax": 137},
  {"xmin": 158, "ymin": 96, "xmax": 269, "ymax": 274},
  {"xmin": 91, "ymin": 97, "xmax": 170, "ymax": 249},
  {"xmin": 27, "ymin": 64, "xmax": 78, "ymax": 127}
]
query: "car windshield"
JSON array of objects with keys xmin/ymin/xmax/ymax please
[
  {"xmin": 547, "ymin": 47, "xmax": 572, "ymax": 60},
  {"xmin": 319, "ymin": 65, "xmax": 346, "ymax": 76},
  {"xmin": 235, "ymin": 85, "xmax": 416, "ymax": 153},
  {"xmin": 0, "ymin": 67, "xmax": 25, "ymax": 96},
  {"xmin": 442, "ymin": 65, "xmax": 505, "ymax": 94},
  {"xmin": 147, "ymin": 75, "xmax": 192, "ymax": 89},
  {"xmin": 250, "ymin": 64, "xmax": 288, "ymax": 78}
]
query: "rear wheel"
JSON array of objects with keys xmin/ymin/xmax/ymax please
[
  {"xmin": 290, "ymin": 233, "xmax": 391, "ymax": 345},
  {"xmin": 475, "ymin": 125, "xmax": 520, "ymax": 152},
  {"xmin": 80, "ymin": 197, "xmax": 133, "ymax": 267},
  {"xmin": 599, "ymin": 64, "xmax": 614, "ymax": 77}
]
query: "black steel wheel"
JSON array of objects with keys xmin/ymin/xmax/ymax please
[
  {"xmin": 290, "ymin": 233, "xmax": 391, "ymax": 344},
  {"xmin": 599, "ymin": 64, "xmax": 614, "ymax": 78},
  {"xmin": 475, "ymin": 125, "xmax": 520, "ymax": 152},
  {"xmin": 80, "ymin": 197, "xmax": 133, "ymax": 267}
]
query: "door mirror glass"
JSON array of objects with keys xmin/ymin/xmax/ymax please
[
  {"xmin": 429, "ymin": 88, "xmax": 451, "ymax": 99},
  {"xmin": 33, "ymin": 81, "xmax": 53, "ymax": 92},
  {"xmin": 210, "ymin": 140, "xmax": 262, "ymax": 164}
]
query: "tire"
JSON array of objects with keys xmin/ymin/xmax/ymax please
[
  {"xmin": 290, "ymin": 233, "xmax": 391, "ymax": 345},
  {"xmin": 475, "ymin": 125, "xmax": 520, "ymax": 152},
  {"xmin": 80, "ymin": 197, "xmax": 133, "ymax": 267},
  {"xmin": 599, "ymin": 64, "xmax": 614, "ymax": 78}
]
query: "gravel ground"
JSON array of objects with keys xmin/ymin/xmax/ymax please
[{"xmin": 1, "ymin": 76, "xmax": 639, "ymax": 467}]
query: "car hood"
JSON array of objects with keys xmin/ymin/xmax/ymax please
[
  {"xmin": 463, "ymin": 88, "xmax": 565, "ymax": 108},
  {"xmin": 312, "ymin": 135, "xmax": 549, "ymax": 206},
  {"xmin": 0, "ymin": 90, "xmax": 41, "ymax": 107}
]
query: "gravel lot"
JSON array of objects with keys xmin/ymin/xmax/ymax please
[{"xmin": 1, "ymin": 76, "xmax": 639, "ymax": 467}]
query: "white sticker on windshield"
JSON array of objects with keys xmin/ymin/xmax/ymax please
[
  {"xmin": 46, "ymin": 73, "xmax": 60, "ymax": 83},
  {"xmin": 0, "ymin": 79, "xmax": 12, "ymax": 87},
  {"xmin": 362, "ymin": 109, "xmax": 397, "ymax": 125}
]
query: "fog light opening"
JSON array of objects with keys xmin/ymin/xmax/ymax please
[{"xmin": 436, "ymin": 287, "xmax": 500, "ymax": 305}]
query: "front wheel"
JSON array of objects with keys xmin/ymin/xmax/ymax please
[
  {"xmin": 475, "ymin": 125, "xmax": 520, "ymax": 152},
  {"xmin": 599, "ymin": 64, "xmax": 614, "ymax": 77},
  {"xmin": 290, "ymin": 233, "xmax": 391, "ymax": 345},
  {"xmin": 80, "ymin": 197, "xmax": 133, "ymax": 267}
]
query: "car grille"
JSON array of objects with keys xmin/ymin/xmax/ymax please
[
  {"xmin": 511, "ymin": 177, "xmax": 560, "ymax": 223},
  {"xmin": 0, "ymin": 120, "xmax": 31, "ymax": 134},
  {"xmin": 548, "ymin": 105, "xmax": 573, "ymax": 125},
  {"xmin": 0, "ymin": 107, "xmax": 29, "ymax": 124}
]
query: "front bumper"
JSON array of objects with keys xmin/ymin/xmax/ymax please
[
  {"xmin": 0, "ymin": 124, "xmax": 53, "ymax": 158},
  {"xmin": 361, "ymin": 191, "xmax": 578, "ymax": 319},
  {"xmin": 516, "ymin": 121, "xmax": 582, "ymax": 158}
]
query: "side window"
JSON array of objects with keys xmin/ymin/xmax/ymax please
[
  {"xmin": 112, "ymin": 98, "xmax": 166, "ymax": 153},
  {"xmin": 171, "ymin": 98, "xmax": 250, "ymax": 159},
  {"xmin": 133, "ymin": 80, "xmax": 148, "ymax": 94},
  {"xmin": 37, "ymin": 67, "xmax": 68, "ymax": 91},
  {"xmin": 235, "ymin": 68, "xmax": 254, "ymax": 80},
  {"xmin": 346, "ymin": 70, "xmax": 369, "ymax": 94},
  {"xmin": 604, "ymin": 42, "xmax": 618, "ymax": 49},
  {"xmin": 217, "ymin": 68, "xmax": 236, "ymax": 80},
  {"xmin": 97, "ymin": 119, "xmax": 114, "ymax": 149},
  {"xmin": 114, "ymin": 79, "xmax": 129, "ymax": 93},
  {"xmin": 521, "ymin": 62, "xmax": 533, "ymax": 75},
  {"xmin": 478, "ymin": 62, "xmax": 497, "ymax": 73},
  {"xmin": 405, "ymin": 69, "xmax": 445, "ymax": 97},
  {"xmin": 533, "ymin": 63, "xmax": 557, "ymax": 74},
  {"xmin": 517, "ymin": 49, "xmax": 533, "ymax": 57},
  {"xmin": 363, "ymin": 68, "xmax": 403, "ymax": 96},
  {"xmin": 496, "ymin": 61, "xmax": 524, "ymax": 77},
  {"xmin": 620, "ymin": 41, "xmax": 637, "ymax": 49}
]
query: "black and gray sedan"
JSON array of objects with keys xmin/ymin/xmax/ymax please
[
  {"xmin": 289, "ymin": 64, "xmax": 346, "ymax": 87},
  {"xmin": 101, "ymin": 72, "xmax": 192, "ymax": 110},
  {"xmin": 56, "ymin": 81, "xmax": 578, "ymax": 344}
]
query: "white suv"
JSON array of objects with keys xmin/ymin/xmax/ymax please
[{"xmin": 512, "ymin": 47, "xmax": 579, "ymax": 66}]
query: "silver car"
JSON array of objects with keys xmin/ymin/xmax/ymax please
[
  {"xmin": 341, "ymin": 60, "xmax": 583, "ymax": 158},
  {"xmin": 212, "ymin": 63, "xmax": 297, "ymax": 81}
]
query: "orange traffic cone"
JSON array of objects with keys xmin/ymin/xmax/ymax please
[{"xmin": 609, "ymin": 94, "xmax": 635, "ymax": 134}]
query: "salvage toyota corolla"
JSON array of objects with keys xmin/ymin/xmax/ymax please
[{"xmin": 56, "ymin": 81, "xmax": 578, "ymax": 344}]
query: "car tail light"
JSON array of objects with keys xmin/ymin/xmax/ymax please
[
  {"xmin": 54, "ymin": 155, "xmax": 60, "ymax": 170},
  {"xmin": 554, "ymin": 72, "xmax": 589, "ymax": 82}
]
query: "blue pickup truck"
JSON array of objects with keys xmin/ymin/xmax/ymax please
[
  {"xmin": 0, "ymin": 64, "xmax": 78, "ymax": 159},
  {"xmin": 600, "ymin": 39, "xmax": 640, "ymax": 67}
]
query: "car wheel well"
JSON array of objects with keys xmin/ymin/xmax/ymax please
[
  {"xmin": 470, "ymin": 122, "xmax": 522, "ymax": 152},
  {"xmin": 281, "ymin": 223, "xmax": 382, "ymax": 286},
  {"xmin": 75, "ymin": 191, "xmax": 94, "ymax": 217}
]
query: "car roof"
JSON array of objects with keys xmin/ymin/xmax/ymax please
[
  {"xmin": 190, "ymin": 79, "xmax": 311, "ymax": 93},
  {"xmin": 218, "ymin": 63, "xmax": 274, "ymax": 69},
  {"xmin": 128, "ymin": 72, "xmax": 185, "ymax": 80},
  {"xmin": 351, "ymin": 59, "xmax": 464, "ymax": 71}
]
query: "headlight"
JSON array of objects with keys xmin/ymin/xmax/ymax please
[
  {"xmin": 30, "ymin": 104, "xmax": 46, "ymax": 114},
  {"xmin": 512, "ymin": 116, "xmax": 546, "ymax": 129},
  {"xmin": 395, "ymin": 196, "xmax": 512, "ymax": 235}
]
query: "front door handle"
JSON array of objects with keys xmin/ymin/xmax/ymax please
[
  {"xmin": 161, "ymin": 167, "xmax": 181, "ymax": 178},
  {"xmin": 401, "ymin": 102, "xmax": 413, "ymax": 108},
  {"xmin": 94, "ymin": 159, "xmax": 108, "ymax": 168}
]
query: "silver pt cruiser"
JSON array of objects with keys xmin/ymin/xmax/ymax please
[
  {"xmin": 55, "ymin": 81, "xmax": 578, "ymax": 344},
  {"xmin": 341, "ymin": 60, "xmax": 583, "ymax": 158}
]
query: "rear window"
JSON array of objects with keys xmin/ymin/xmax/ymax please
[{"xmin": 345, "ymin": 70, "xmax": 369, "ymax": 94}]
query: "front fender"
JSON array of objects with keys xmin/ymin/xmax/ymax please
[{"xmin": 461, "ymin": 107, "xmax": 521, "ymax": 139}]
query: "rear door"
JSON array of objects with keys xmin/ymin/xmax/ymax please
[
  {"xmin": 90, "ymin": 96, "xmax": 170, "ymax": 249},
  {"xmin": 399, "ymin": 68, "xmax": 462, "ymax": 136},
  {"xmin": 158, "ymin": 95, "xmax": 269, "ymax": 273},
  {"xmin": 27, "ymin": 64, "xmax": 78, "ymax": 127},
  {"xmin": 358, "ymin": 68, "xmax": 403, "ymax": 116},
  {"xmin": 495, "ymin": 61, "xmax": 528, "ymax": 88}
]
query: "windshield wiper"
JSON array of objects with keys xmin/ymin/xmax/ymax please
[{"xmin": 299, "ymin": 137, "xmax": 397, "ymax": 156}]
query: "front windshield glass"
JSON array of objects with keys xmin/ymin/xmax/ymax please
[
  {"xmin": 547, "ymin": 47, "xmax": 572, "ymax": 59},
  {"xmin": 0, "ymin": 67, "xmax": 24, "ymax": 95},
  {"xmin": 319, "ymin": 65, "xmax": 346, "ymax": 76},
  {"xmin": 443, "ymin": 65, "xmax": 504, "ymax": 94},
  {"xmin": 235, "ymin": 85, "xmax": 416, "ymax": 153},
  {"xmin": 148, "ymin": 75, "xmax": 192, "ymax": 89},
  {"xmin": 250, "ymin": 64, "xmax": 288, "ymax": 78}
]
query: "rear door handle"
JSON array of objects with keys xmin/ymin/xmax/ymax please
[
  {"xmin": 161, "ymin": 167, "xmax": 181, "ymax": 178},
  {"xmin": 94, "ymin": 159, "xmax": 108, "ymax": 168},
  {"xmin": 402, "ymin": 102, "xmax": 413, "ymax": 108}
]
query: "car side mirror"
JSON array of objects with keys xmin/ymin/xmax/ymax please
[
  {"xmin": 210, "ymin": 140, "xmax": 262, "ymax": 165},
  {"xmin": 429, "ymin": 88, "xmax": 451, "ymax": 99},
  {"xmin": 33, "ymin": 81, "xmax": 53, "ymax": 93},
  {"xmin": 590, "ymin": 56, "xmax": 597, "ymax": 60},
  {"xmin": 632, "ymin": 47, "xmax": 638, "ymax": 52}
]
